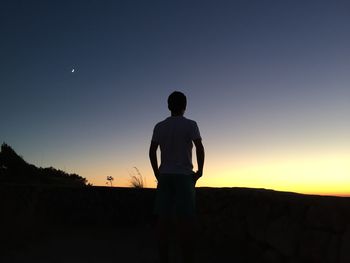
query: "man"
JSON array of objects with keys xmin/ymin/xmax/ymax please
[{"xmin": 149, "ymin": 91, "xmax": 205, "ymax": 263}]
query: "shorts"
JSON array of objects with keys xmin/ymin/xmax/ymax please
[{"xmin": 154, "ymin": 173, "xmax": 196, "ymax": 217}]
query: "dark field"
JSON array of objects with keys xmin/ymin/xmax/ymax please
[{"xmin": 1, "ymin": 185, "xmax": 350, "ymax": 263}]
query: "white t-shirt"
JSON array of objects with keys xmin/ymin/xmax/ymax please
[{"xmin": 151, "ymin": 116, "xmax": 202, "ymax": 175}]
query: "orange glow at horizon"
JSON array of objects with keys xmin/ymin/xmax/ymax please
[
  {"xmin": 84, "ymin": 152, "xmax": 350, "ymax": 197},
  {"xmin": 198, "ymin": 152, "xmax": 350, "ymax": 196}
]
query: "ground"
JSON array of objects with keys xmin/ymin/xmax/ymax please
[{"xmin": 2, "ymin": 225, "xmax": 215, "ymax": 263}]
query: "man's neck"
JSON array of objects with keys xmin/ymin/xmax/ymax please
[
  {"xmin": 171, "ymin": 110, "xmax": 185, "ymax": 117},
  {"xmin": 171, "ymin": 113, "xmax": 184, "ymax": 117}
]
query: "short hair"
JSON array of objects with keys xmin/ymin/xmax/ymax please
[{"xmin": 168, "ymin": 91, "xmax": 187, "ymax": 113}]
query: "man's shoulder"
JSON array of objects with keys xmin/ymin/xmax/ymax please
[
  {"xmin": 183, "ymin": 117, "xmax": 197, "ymax": 124},
  {"xmin": 154, "ymin": 118, "xmax": 170, "ymax": 128},
  {"xmin": 154, "ymin": 116, "xmax": 198, "ymax": 129},
  {"xmin": 181, "ymin": 117, "xmax": 199, "ymax": 129}
]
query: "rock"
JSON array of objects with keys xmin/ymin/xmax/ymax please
[
  {"xmin": 243, "ymin": 241, "xmax": 265, "ymax": 262},
  {"xmin": 265, "ymin": 216, "xmax": 300, "ymax": 257},
  {"xmin": 306, "ymin": 204, "xmax": 346, "ymax": 233},
  {"xmin": 327, "ymin": 234, "xmax": 340, "ymax": 263},
  {"xmin": 246, "ymin": 202, "xmax": 270, "ymax": 242},
  {"xmin": 298, "ymin": 229, "xmax": 331, "ymax": 263},
  {"xmin": 286, "ymin": 258, "xmax": 301, "ymax": 263},
  {"xmin": 262, "ymin": 248, "xmax": 283, "ymax": 263},
  {"xmin": 339, "ymin": 224, "xmax": 350, "ymax": 263}
]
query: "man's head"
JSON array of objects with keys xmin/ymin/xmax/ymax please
[{"xmin": 168, "ymin": 91, "xmax": 187, "ymax": 115}]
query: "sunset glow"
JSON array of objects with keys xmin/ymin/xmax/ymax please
[
  {"xmin": 200, "ymin": 154, "xmax": 350, "ymax": 195},
  {"xmin": 1, "ymin": 1, "xmax": 349, "ymax": 197}
]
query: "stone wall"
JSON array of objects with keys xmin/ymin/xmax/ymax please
[
  {"xmin": 196, "ymin": 188, "xmax": 350, "ymax": 263},
  {"xmin": 0, "ymin": 184, "xmax": 155, "ymax": 228},
  {"xmin": 1, "ymin": 184, "xmax": 349, "ymax": 262}
]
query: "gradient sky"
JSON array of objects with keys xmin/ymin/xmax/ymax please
[{"xmin": 1, "ymin": 0, "xmax": 349, "ymax": 195}]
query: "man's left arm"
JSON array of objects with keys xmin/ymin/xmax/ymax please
[
  {"xmin": 149, "ymin": 141, "xmax": 160, "ymax": 181},
  {"xmin": 193, "ymin": 138, "xmax": 205, "ymax": 181}
]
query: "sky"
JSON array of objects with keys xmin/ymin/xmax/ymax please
[{"xmin": 1, "ymin": 0, "xmax": 349, "ymax": 196}]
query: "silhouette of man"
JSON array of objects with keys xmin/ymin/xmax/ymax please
[{"xmin": 149, "ymin": 91, "xmax": 205, "ymax": 263}]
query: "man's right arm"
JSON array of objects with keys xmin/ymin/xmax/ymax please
[
  {"xmin": 193, "ymin": 139, "xmax": 205, "ymax": 180},
  {"xmin": 149, "ymin": 141, "xmax": 160, "ymax": 181}
]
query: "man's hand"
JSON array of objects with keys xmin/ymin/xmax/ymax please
[
  {"xmin": 154, "ymin": 170, "xmax": 160, "ymax": 182},
  {"xmin": 194, "ymin": 170, "xmax": 202, "ymax": 182}
]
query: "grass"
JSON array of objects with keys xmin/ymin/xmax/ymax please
[{"xmin": 129, "ymin": 167, "xmax": 144, "ymax": 188}]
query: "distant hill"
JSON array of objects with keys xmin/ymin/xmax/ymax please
[{"xmin": 0, "ymin": 143, "xmax": 88, "ymax": 186}]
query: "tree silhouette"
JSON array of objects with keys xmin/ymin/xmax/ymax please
[{"xmin": 0, "ymin": 142, "xmax": 88, "ymax": 186}]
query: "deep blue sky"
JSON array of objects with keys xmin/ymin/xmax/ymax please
[{"xmin": 1, "ymin": 0, "xmax": 349, "ymax": 192}]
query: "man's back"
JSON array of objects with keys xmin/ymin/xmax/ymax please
[{"xmin": 152, "ymin": 116, "xmax": 201, "ymax": 175}]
